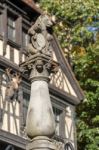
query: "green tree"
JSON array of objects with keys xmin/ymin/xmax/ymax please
[{"xmin": 36, "ymin": 0, "xmax": 99, "ymax": 149}]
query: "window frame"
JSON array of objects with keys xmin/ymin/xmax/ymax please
[
  {"xmin": 51, "ymin": 96, "xmax": 66, "ymax": 138},
  {"xmin": 22, "ymin": 91, "xmax": 30, "ymax": 126},
  {"xmin": 53, "ymin": 106, "xmax": 63, "ymax": 136},
  {"xmin": 7, "ymin": 10, "xmax": 18, "ymax": 43},
  {"xmin": 6, "ymin": 10, "xmax": 22, "ymax": 49},
  {"xmin": 22, "ymin": 28, "xmax": 30, "ymax": 48},
  {"xmin": 20, "ymin": 82, "xmax": 30, "ymax": 135},
  {"xmin": 19, "ymin": 88, "xmax": 66, "ymax": 138},
  {"xmin": 7, "ymin": 16, "xmax": 16, "ymax": 42},
  {"xmin": 22, "ymin": 20, "xmax": 31, "ymax": 50}
]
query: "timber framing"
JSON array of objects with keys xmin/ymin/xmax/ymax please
[
  {"xmin": 52, "ymin": 34, "xmax": 84, "ymax": 102},
  {"xmin": 0, "ymin": 55, "xmax": 82, "ymax": 105},
  {"xmin": 0, "ymin": 1, "xmax": 83, "ymax": 149}
]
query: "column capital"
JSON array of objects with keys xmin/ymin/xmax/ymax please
[{"xmin": 20, "ymin": 53, "xmax": 58, "ymax": 82}]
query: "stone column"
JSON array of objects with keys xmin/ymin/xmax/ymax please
[
  {"xmin": 26, "ymin": 57, "xmax": 56, "ymax": 150},
  {"xmin": 20, "ymin": 15, "xmax": 58, "ymax": 150}
]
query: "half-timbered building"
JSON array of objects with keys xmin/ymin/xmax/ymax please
[{"xmin": 0, "ymin": 0, "xmax": 84, "ymax": 150}]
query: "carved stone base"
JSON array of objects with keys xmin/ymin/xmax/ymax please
[{"xmin": 26, "ymin": 136, "xmax": 56, "ymax": 150}]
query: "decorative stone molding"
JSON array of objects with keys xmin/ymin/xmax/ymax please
[{"xmin": 20, "ymin": 53, "xmax": 58, "ymax": 82}]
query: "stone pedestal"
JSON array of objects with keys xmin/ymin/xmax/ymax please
[{"xmin": 26, "ymin": 136, "xmax": 56, "ymax": 150}]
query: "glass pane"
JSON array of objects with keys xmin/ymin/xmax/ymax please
[
  {"xmin": 22, "ymin": 31, "xmax": 26, "ymax": 47},
  {"xmin": 22, "ymin": 29, "xmax": 30, "ymax": 47},
  {"xmin": 53, "ymin": 107, "xmax": 62, "ymax": 136},
  {"xmin": 8, "ymin": 17, "xmax": 16, "ymax": 41},
  {"xmin": 56, "ymin": 122, "xmax": 60, "ymax": 136},
  {"xmin": 8, "ymin": 27, "xmax": 12, "ymax": 39},
  {"xmin": 8, "ymin": 17, "xmax": 15, "ymax": 27},
  {"xmin": 13, "ymin": 29, "xmax": 15, "ymax": 40},
  {"xmin": 23, "ymin": 92, "xmax": 29, "ymax": 107},
  {"xmin": 23, "ymin": 92, "xmax": 30, "ymax": 125},
  {"xmin": 0, "ymin": 13, "xmax": 3, "ymax": 34},
  {"xmin": 8, "ymin": 26, "xmax": 15, "ymax": 41}
]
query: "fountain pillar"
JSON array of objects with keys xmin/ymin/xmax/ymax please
[{"xmin": 20, "ymin": 14, "xmax": 58, "ymax": 150}]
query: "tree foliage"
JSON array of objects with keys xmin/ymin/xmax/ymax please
[{"xmin": 37, "ymin": 0, "xmax": 99, "ymax": 149}]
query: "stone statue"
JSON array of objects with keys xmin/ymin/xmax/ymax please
[
  {"xmin": 5, "ymin": 68, "xmax": 21, "ymax": 101},
  {"xmin": 27, "ymin": 14, "xmax": 53, "ymax": 57}
]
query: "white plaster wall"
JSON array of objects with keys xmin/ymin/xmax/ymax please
[
  {"xmin": 14, "ymin": 48, "xmax": 19, "ymax": 64},
  {"xmin": 50, "ymin": 68, "xmax": 77, "ymax": 97},
  {"xmin": 0, "ymin": 86, "xmax": 6, "ymax": 109},
  {"xmin": 2, "ymin": 114, "xmax": 8, "ymax": 132},
  {"xmin": 64, "ymin": 74, "xmax": 77, "ymax": 97},
  {"xmin": 10, "ymin": 116, "xmax": 20, "ymax": 135},
  {"xmin": 5, "ymin": 45, "xmax": 10, "ymax": 59}
]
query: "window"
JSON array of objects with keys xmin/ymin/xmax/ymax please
[
  {"xmin": 0, "ymin": 13, "xmax": 2, "ymax": 34},
  {"xmin": 53, "ymin": 107, "xmax": 63, "ymax": 136},
  {"xmin": 0, "ymin": 70, "xmax": 4, "ymax": 123},
  {"xmin": 22, "ymin": 29, "xmax": 30, "ymax": 48},
  {"xmin": 8, "ymin": 16, "xmax": 16, "ymax": 41},
  {"xmin": 23, "ymin": 92, "xmax": 29, "ymax": 126},
  {"xmin": 0, "ymin": 13, "xmax": 3, "ymax": 35},
  {"xmin": 7, "ymin": 12, "xmax": 21, "ymax": 43}
]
